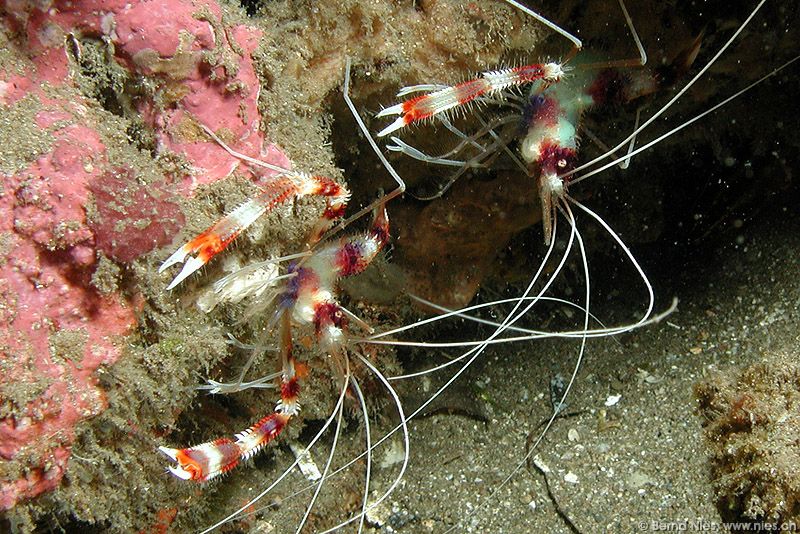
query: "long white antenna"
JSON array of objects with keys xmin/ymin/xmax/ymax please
[{"xmin": 501, "ymin": 0, "xmax": 583, "ymax": 52}]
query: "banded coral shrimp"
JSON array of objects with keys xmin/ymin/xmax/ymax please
[
  {"xmin": 151, "ymin": 56, "xmax": 423, "ymax": 533},
  {"xmin": 148, "ymin": 4, "xmax": 792, "ymax": 534},
  {"xmin": 341, "ymin": 0, "xmax": 797, "ymax": 532}
]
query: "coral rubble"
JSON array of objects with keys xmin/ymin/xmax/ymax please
[{"xmin": 695, "ymin": 352, "xmax": 800, "ymax": 526}]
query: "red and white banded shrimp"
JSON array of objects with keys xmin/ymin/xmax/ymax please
[
  {"xmin": 354, "ymin": 0, "xmax": 797, "ymax": 532},
  {"xmin": 156, "ymin": 1, "xmax": 797, "ymax": 533}
]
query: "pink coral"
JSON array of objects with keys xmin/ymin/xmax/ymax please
[
  {"xmin": 0, "ymin": 0, "xmax": 291, "ymax": 509},
  {"xmin": 4, "ymin": 0, "xmax": 290, "ymax": 191},
  {"xmin": 0, "ymin": 109, "xmax": 136, "ymax": 509},
  {"xmin": 88, "ymin": 167, "xmax": 185, "ymax": 263},
  {"xmin": 13, "ymin": 123, "xmax": 102, "ymax": 254}
]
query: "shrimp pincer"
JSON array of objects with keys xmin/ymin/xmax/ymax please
[
  {"xmin": 158, "ymin": 312, "xmax": 304, "ymax": 482},
  {"xmin": 376, "ymin": 62, "xmax": 565, "ymax": 137},
  {"xmin": 160, "ymin": 168, "xmax": 350, "ymax": 290}
]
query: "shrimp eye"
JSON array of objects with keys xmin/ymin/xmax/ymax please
[{"xmin": 557, "ymin": 158, "xmax": 568, "ymax": 168}]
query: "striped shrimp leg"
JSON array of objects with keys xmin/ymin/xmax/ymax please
[
  {"xmin": 331, "ymin": 200, "xmax": 390, "ymax": 279},
  {"xmin": 306, "ymin": 177, "xmax": 352, "ymax": 246},
  {"xmin": 157, "ymin": 394, "xmax": 296, "ymax": 482},
  {"xmin": 160, "ymin": 173, "xmax": 350, "ymax": 290},
  {"xmin": 159, "ymin": 315, "xmax": 306, "ymax": 482},
  {"xmin": 376, "ymin": 62, "xmax": 565, "ymax": 137}
]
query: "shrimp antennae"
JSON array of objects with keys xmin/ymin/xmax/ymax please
[
  {"xmin": 561, "ymin": 0, "xmax": 768, "ymax": 182},
  {"xmin": 571, "ymin": 52, "xmax": 800, "ymax": 186}
]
